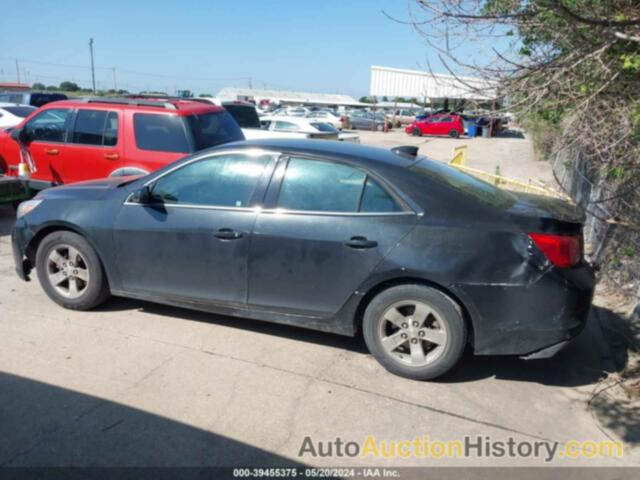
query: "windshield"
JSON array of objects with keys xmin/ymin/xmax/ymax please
[
  {"xmin": 224, "ymin": 104, "xmax": 261, "ymax": 129},
  {"xmin": 185, "ymin": 111, "xmax": 244, "ymax": 150},
  {"xmin": 410, "ymin": 158, "xmax": 517, "ymax": 209},
  {"xmin": 3, "ymin": 106, "xmax": 36, "ymax": 117}
]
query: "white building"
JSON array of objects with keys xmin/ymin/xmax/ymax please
[
  {"xmin": 370, "ymin": 65, "xmax": 497, "ymax": 103},
  {"xmin": 216, "ymin": 87, "xmax": 366, "ymax": 108}
]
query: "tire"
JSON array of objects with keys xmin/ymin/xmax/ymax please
[
  {"xmin": 362, "ymin": 284, "xmax": 466, "ymax": 380},
  {"xmin": 412, "ymin": 128, "xmax": 422, "ymax": 137},
  {"xmin": 35, "ymin": 231, "xmax": 111, "ymax": 310},
  {"xmin": 448, "ymin": 129, "xmax": 460, "ymax": 138}
]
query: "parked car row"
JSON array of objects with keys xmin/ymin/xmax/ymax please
[{"xmin": 2, "ymin": 90, "xmax": 595, "ymax": 382}]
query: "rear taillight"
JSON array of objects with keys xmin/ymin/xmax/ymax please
[{"xmin": 528, "ymin": 233, "xmax": 581, "ymax": 268}]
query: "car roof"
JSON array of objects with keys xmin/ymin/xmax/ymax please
[
  {"xmin": 217, "ymin": 138, "xmax": 418, "ymax": 169},
  {"xmin": 40, "ymin": 97, "xmax": 224, "ymax": 115}
]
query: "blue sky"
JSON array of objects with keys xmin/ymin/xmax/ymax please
[{"xmin": 1, "ymin": 0, "xmax": 463, "ymax": 97}]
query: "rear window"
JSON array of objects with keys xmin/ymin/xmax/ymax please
[
  {"xmin": 410, "ymin": 158, "xmax": 516, "ymax": 209},
  {"xmin": 71, "ymin": 109, "xmax": 118, "ymax": 146},
  {"xmin": 224, "ymin": 104, "xmax": 260, "ymax": 128},
  {"xmin": 310, "ymin": 122, "xmax": 338, "ymax": 133},
  {"xmin": 30, "ymin": 93, "xmax": 67, "ymax": 107},
  {"xmin": 0, "ymin": 94, "xmax": 24, "ymax": 103},
  {"xmin": 134, "ymin": 113, "xmax": 190, "ymax": 153},
  {"xmin": 3, "ymin": 106, "xmax": 35, "ymax": 117},
  {"xmin": 186, "ymin": 111, "xmax": 244, "ymax": 150}
]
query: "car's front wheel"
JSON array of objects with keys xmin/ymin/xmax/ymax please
[
  {"xmin": 412, "ymin": 128, "xmax": 422, "ymax": 136},
  {"xmin": 363, "ymin": 285, "xmax": 466, "ymax": 380},
  {"xmin": 35, "ymin": 231, "xmax": 111, "ymax": 310},
  {"xmin": 449, "ymin": 129, "xmax": 460, "ymax": 138}
]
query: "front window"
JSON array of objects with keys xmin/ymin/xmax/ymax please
[
  {"xmin": 23, "ymin": 108, "xmax": 72, "ymax": 143},
  {"xmin": 151, "ymin": 153, "xmax": 271, "ymax": 207}
]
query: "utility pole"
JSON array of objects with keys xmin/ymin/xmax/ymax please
[
  {"xmin": 89, "ymin": 38, "xmax": 96, "ymax": 94},
  {"xmin": 111, "ymin": 67, "xmax": 117, "ymax": 91},
  {"xmin": 248, "ymin": 77, "xmax": 253, "ymax": 89},
  {"xmin": 15, "ymin": 59, "xmax": 20, "ymax": 83}
]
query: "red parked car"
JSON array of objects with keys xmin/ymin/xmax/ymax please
[
  {"xmin": 0, "ymin": 97, "xmax": 244, "ymax": 190},
  {"xmin": 405, "ymin": 113, "xmax": 465, "ymax": 138}
]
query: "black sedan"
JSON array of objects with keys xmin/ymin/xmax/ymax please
[{"xmin": 11, "ymin": 140, "xmax": 595, "ymax": 380}]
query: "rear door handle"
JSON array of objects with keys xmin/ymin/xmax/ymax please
[
  {"xmin": 345, "ymin": 236, "xmax": 378, "ymax": 249},
  {"xmin": 44, "ymin": 148, "xmax": 59, "ymax": 155},
  {"xmin": 104, "ymin": 153, "xmax": 120, "ymax": 160},
  {"xmin": 214, "ymin": 228, "xmax": 243, "ymax": 240}
]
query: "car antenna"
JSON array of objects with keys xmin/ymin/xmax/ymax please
[{"xmin": 391, "ymin": 146, "xmax": 419, "ymax": 158}]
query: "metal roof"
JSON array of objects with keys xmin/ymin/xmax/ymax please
[
  {"xmin": 370, "ymin": 65, "xmax": 498, "ymax": 101},
  {"xmin": 216, "ymin": 87, "xmax": 367, "ymax": 107}
]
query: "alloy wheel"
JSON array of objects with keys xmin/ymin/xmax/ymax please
[
  {"xmin": 377, "ymin": 300, "xmax": 448, "ymax": 367},
  {"xmin": 46, "ymin": 244, "xmax": 90, "ymax": 299}
]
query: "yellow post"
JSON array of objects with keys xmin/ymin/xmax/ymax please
[{"xmin": 450, "ymin": 145, "xmax": 467, "ymax": 166}]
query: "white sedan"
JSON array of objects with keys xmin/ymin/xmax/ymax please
[
  {"xmin": 260, "ymin": 116, "xmax": 359, "ymax": 142},
  {"xmin": 0, "ymin": 103, "xmax": 36, "ymax": 130},
  {"xmin": 306, "ymin": 110, "xmax": 345, "ymax": 130}
]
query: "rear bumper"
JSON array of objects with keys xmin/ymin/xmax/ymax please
[{"xmin": 454, "ymin": 263, "xmax": 595, "ymax": 356}]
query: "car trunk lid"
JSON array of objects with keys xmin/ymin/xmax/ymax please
[{"xmin": 506, "ymin": 192, "xmax": 584, "ymax": 234}]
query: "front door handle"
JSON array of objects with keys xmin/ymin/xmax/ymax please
[
  {"xmin": 345, "ymin": 236, "xmax": 378, "ymax": 249},
  {"xmin": 214, "ymin": 228, "xmax": 243, "ymax": 240},
  {"xmin": 104, "ymin": 153, "xmax": 120, "ymax": 160},
  {"xmin": 44, "ymin": 148, "xmax": 59, "ymax": 155}
]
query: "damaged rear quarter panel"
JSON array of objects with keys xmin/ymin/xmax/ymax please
[{"xmin": 367, "ymin": 216, "xmax": 592, "ymax": 355}]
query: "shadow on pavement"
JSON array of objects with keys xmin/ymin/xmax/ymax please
[
  {"xmin": 494, "ymin": 129, "xmax": 526, "ymax": 139},
  {"xmin": 587, "ymin": 305, "xmax": 640, "ymax": 446},
  {"xmin": 98, "ymin": 297, "xmax": 617, "ymax": 389},
  {"xmin": 96, "ymin": 296, "xmax": 370, "ymax": 355},
  {"xmin": 443, "ymin": 306, "xmax": 618, "ymax": 388},
  {"xmin": 0, "ymin": 371, "xmax": 306, "ymax": 467}
]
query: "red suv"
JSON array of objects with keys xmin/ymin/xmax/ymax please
[
  {"xmin": 0, "ymin": 97, "xmax": 244, "ymax": 189},
  {"xmin": 405, "ymin": 114, "xmax": 465, "ymax": 138}
]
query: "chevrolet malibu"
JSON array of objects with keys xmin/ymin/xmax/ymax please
[{"xmin": 11, "ymin": 140, "xmax": 595, "ymax": 380}]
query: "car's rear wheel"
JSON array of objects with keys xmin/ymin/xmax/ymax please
[
  {"xmin": 412, "ymin": 128, "xmax": 422, "ymax": 137},
  {"xmin": 35, "ymin": 231, "xmax": 110, "ymax": 310},
  {"xmin": 362, "ymin": 285, "xmax": 466, "ymax": 380},
  {"xmin": 449, "ymin": 129, "xmax": 460, "ymax": 138}
]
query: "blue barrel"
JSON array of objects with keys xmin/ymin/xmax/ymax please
[{"xmin": 467, "ymin": 124, "xmax": 477, "ymax": 138}]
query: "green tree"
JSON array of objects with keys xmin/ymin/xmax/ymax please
[
  {"xmin": 32, "ymin": 82, "xmax": 46, "ymax": 90},
  {"xmin": 59, "ymin": 81, "xmax": 81, "ymax": 92}
]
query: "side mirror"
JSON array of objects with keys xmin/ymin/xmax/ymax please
[
  {"xmin": 131, "ymin": 185, "xmax": 153, "ymax": 204},
  {"xmin": 10, "ymin": 128, "xmax": 26, "ymax": 144}
]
